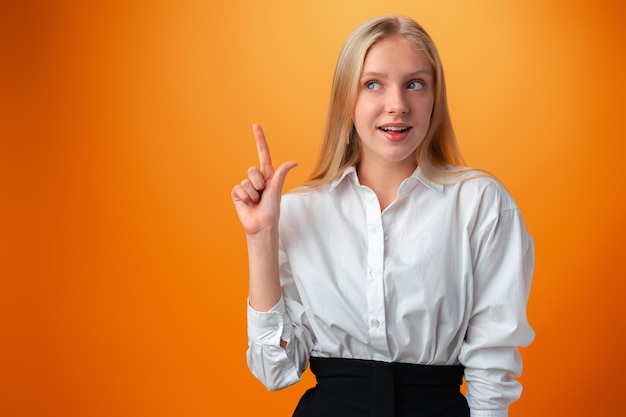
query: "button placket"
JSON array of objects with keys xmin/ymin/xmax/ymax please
[{"xmin": 363, "ymin": 189, "xmax": 388, "ymax": 354}]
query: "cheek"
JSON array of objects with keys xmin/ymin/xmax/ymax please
[
  {"xmin": 415, "ymin": 97, "xmax": 434, "ymax": 124},
  {"xmin": 352, "ymin": 103, "xmax": 365, "ymax": 128},
  {"xmin": 354, "ymin": 99, "xmax": 378, "ymax": 124}
]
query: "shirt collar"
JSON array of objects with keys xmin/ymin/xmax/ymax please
[
  {"xmin": 329, "ymin": 166, "xmax": 444, "ymax": 194},
  {"xmin": 329, "ymin": 166, "xmax": 358, "ymax": 191},
  {"xmin": 413, "ymin": 167, "xmax": 444, "ymax": 194}
]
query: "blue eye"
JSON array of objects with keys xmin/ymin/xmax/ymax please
[
  {"xmin": 408, "ymin": 80, "xmax": 424, "ymax": 90},
  {"xmin": 366, "ymin": 81, "xmax": 381, "ymax": 91}
]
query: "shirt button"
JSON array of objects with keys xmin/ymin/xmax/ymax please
[
  {"xmin": 370, "ymin": 269, "xmax": 378, "ymax": 277},
  {"xmin": 370, "ymin": 319, "xmax": 380, "ymax": 328},
  {"xmin": 384, "ymin": 235, "xmax": 389, "ymax": 241}
]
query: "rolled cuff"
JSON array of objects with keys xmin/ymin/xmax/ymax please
[{"xmin": 247, "ymin": 298, "xmax": 286, "ymax": 346}]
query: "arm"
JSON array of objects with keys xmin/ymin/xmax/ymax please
[
  {"xmin": 231, "ymin": 124, "xmax": 297, "ymax": 312},
  {"xmin": 232, "ymin": 124, "xmax": 306, "ymax": 389},
  {"xmin": 246, "ymin": 226, "xmax": 283, "ymax": 314},
  {"xmin": 459, "ymin": 186, "xmax": 535, "ymax": 417}
]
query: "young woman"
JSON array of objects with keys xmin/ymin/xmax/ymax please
[{"xmin": 231, "ymin": 14, "xmax": 534, "ymax": 417}]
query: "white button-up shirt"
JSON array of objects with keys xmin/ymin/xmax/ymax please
[{"xmin": 247, "ymin": 166, "xmax": 534, "ymax": 417}]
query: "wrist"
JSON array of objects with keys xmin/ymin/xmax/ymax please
[
  {"xmin": 246, "ymin": 227, "xmax": 279, "ymax": 253},
  {"xmin": 246, "ymin": 224, "xmax": 278, "ymax": 241}
]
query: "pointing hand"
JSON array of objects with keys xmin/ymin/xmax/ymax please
[{"xmin": 231, "ymin": 124, "xmax": 297, "ymax": 236}]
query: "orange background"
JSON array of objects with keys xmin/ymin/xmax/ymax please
[{"xmin": 1, "ymin": 0, "xmax": 625, "ymax": 416}]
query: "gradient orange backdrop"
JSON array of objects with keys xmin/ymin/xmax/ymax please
[{"xmin": 1, "ymin": 0, "xmax": 625, "ymax": 416}]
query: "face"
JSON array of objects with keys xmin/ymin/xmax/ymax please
[{"xmin": 353, "ymin": 35, "xmax": 434, "ymax": 172}]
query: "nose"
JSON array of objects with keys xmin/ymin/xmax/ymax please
[{"xmin": 385, "ymin": 86, "xmax": 409, "ymax": 114}]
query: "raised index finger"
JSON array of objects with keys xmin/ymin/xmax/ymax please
[{"xmin": 253, "ymin": 124, "xmax": 273, "ymax": 176}]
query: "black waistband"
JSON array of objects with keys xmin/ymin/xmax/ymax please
[
  {"xmin": 293, "ymin": 357, "xmax": 468, "ymax": 417},
  {"xmin": 310, "ymin": 356, "xmax": 464, "ymax": 386}
]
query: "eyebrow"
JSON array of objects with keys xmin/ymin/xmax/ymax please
[{"xmin": 360, "ymin": 70, "xmax": 432, "ymax": 79}]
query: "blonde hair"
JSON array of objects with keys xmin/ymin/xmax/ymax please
[{"xmin": 303, "ymin": 14, "xmax": 482, "ymax": 188}]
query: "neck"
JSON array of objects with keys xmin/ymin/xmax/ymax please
[{"xmin": 357, "ymin": 159, "xmax": 417, "ymax": 211}]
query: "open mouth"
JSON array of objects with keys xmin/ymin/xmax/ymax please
[{"xmin": 379, "ymin": 126, "xmax": 410, "ymax": 133}]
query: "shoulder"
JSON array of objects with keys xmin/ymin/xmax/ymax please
[
  {"xmin": 450, "ymin": 171, "xmax": 518, "ymax": 213},
  {"xmin": 280, "ymin": 184, "xmax": 333, "ymax": 221},
  {"xmin": 282, "ymin": 184, "xmax": 332, "ymax": 205},
  {"xmin": 446, "ymin": 172, "xmax": 531, "ymax": 241},
  {"xmin": 282, "ymin": 166, "xmax": 355, "ymax": 208},
  {"xmin": 444, "ymin": 171, "xmax": 518, "ymax": 224}
]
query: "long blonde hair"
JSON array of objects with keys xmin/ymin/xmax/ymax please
[{"xmin": 303, "ymin": 14, "xmax": 480, "ymax": 188}]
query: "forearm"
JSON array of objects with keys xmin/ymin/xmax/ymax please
[{"xmin": 247, "ymin": 227, "xmax": 282, "ymax": 312}]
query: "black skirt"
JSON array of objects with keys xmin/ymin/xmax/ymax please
[{"xmin": 293, "ymin": 357, "xmax": 469, "ymax": 417}]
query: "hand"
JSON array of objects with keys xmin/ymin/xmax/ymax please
[{"xmin": 231, "ymin": 124, "xmax": 297, "ymax": 236}]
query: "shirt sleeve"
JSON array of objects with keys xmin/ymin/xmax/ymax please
[
  {"xmin": 246, "ymin": 240, "xmax": 315, "ymax": 391},
  {"xmin": 459, "ymin": 184, "xmax": 535, "ymax": 416}
]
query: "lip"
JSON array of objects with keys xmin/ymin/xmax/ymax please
[{"xmin": 377, "ymin": 123, "xmax": 413, "ymax": 142}]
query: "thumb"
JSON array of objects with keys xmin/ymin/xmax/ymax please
[{"xmin": 272, "ymin": 161, "xmax": 298, "ymax": 193}]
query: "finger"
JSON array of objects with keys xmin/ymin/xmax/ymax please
[
  {"xmin": 247, "ymin": 166, "xmax": 266, "ymax": 191},
  {"xmin": 231, "ymin": 184, "xmax": 252, "ymax": 205},
  {"xmin": 253, "ymin": 124, "xmax": 274, "ymax": 178},
  {"xmin": 272, "ymin": 161, "xmax": 298, "ymax": 193},
  {"xmin": 240, "ymin": 179, "xmax": 261, "ymax": 203}
]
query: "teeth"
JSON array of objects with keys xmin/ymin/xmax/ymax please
[{"xmin": 381, "ymin": 126, "xmax": 409, "ymax": 132}]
